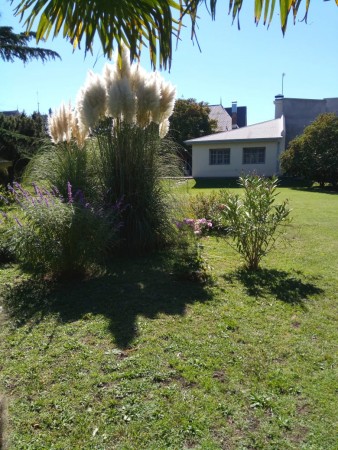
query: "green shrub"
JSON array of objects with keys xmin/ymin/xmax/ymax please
[
  {"xmin": 0, "ymin": 186, "xmax": 14, "ymax": 207},
  {"xmin": 0, "ymin": 226, "xmax": 15, "ymax": 264},
  {"xmin": 0, "ymin": 187, "xmax": 16, "ymax": 263},
  {"xmin": 23, "ymin": 140, "xmax": 93, "ymax": 201},
  {"xmin": 172, "ymin": 218, "xmax": 213, "ymax": 283},
  {"xmin": 4, "ymin": 182, "xmax": 120, "ymax": 278},
  {"xmin": 188, "ymin": 191, "xmax": 228, "ymax": 233},
  {"xmin": 220, "ymin": 175, "xmax": 290, "ymax": 271}
]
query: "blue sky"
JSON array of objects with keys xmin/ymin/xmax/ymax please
[{"xmin": 1, "ymin": 1, "xmax": 338, "ymax": 125}]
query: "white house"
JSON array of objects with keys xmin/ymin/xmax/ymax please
[{"xmin": 185, "ymin": 116, "xmax": 285, "ymax": 178}]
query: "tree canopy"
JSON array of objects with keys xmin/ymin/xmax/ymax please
[
  {"xmin": 169, "ymin": 98, "xmax": 217, "ymax": 173},
  {"xmin": 0, "ymin": 112, "xmax": 48, "ymax": 182},
  {"xmin": 0, "ymin": 26, "xmax": 60, "ymax": 63},
  {"xmin": 11, "ymin": 0, "xmax": 338, "ymax": 69},
  {"xmin": 280, "ymin": 113, "xmax": 338, "ymax": 187},
  {"xmin": 169, "ymin": 98, "xmax": 217, "ymax": 147}
]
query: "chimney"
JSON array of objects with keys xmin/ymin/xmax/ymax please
[
  {"xmin": 274, "ymin": 94, "xmax": 284, "ymax": 119},
  {"xmin": 231, "ymin": 101, "xmax": 238, "ymax": 129}
]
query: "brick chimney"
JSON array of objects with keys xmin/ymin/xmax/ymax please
[{"xmin": 231, "ymin": 101, "xmax": 238, "ymax": 129}]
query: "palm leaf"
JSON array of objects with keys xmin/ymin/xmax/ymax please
[{"xmin": 10, "ymin": 0, "xmax": 336, "ymax": 69}]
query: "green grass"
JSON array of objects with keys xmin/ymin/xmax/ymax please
[{"xmin": 1, "ymin": 184, "xmax": 338, "ymax": 449}]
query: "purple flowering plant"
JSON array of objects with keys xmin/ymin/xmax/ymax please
[{"xmin": 1, "ymin": 181, "xmax": 123, "ymax": 277}]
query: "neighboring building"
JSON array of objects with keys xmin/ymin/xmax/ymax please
[
  {"xmin": 187, "ymin": 95, "xmax": 338, "ymax": 178},
  {"xmin": 208, "ymin": 105, "xmax": 232, "ymax": 132},
  {"xmin": 208, "ymin": 102, "xmax": 247, "ymax": 132},
  {"xmin": 225, "ymin": 104, "xmax": 247, "ymax": 128},
  {"xmin": 186, "ymin": 116, "xmax": 285, "ymax": 178},
  {"xmin": 0, "ymin": 110, "xmax": 20, "ymax": 117},
  {"xmin": 274, "ymin": 95, "xmax": 338, "ymax": 147}
]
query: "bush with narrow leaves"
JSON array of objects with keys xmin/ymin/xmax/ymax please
[{"xmin": 220, "ymin": 175, "xmax": 290, "ymax": 271}]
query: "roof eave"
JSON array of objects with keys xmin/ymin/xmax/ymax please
[{"xmin": 185, "ymin": 136, "xmax": 283, "ymax": 145}]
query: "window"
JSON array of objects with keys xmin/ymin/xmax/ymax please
[
  {"xmin": 242, "ymin": 147, "xmax": 266, "ymax": 164},
  {"xmin": 209, "ymin": 148, "xmax": 230, "ymax": 165}
]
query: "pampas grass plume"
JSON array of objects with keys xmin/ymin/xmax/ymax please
[
  {"xmin": 136, "ymin": 72, "xmax": 161, "ymax": 128},
  {"xmin": 158, "ymin": 79, "xmax": 176, "ymax": 122},
  {"xmin": 159, "ymin": 118, "xmax": 170, "ymax": 138},
  {"xmin": 48, "ymin": 102, "xmax": 73, "ymax": 144},
  {"xmin": 76, "ymin": 71, "xmax": 107, "ymax": 131}
]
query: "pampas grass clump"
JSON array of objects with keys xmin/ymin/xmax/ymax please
[{"xmin": 35, "ymin": 45, "xmax": 180, "ymax": 253}]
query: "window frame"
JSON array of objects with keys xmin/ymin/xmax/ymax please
[
  {"xmin": 209, "ymin": 148, "xmax": 231, "ymax": 166},
  {"xmin": 242, "ymin": 147, "xmax": 266, "ymax": 165}
]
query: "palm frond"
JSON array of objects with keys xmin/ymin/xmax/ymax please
[{"xmin": 10, "ymin": 0, "xmax": 334, "ymax": 69}]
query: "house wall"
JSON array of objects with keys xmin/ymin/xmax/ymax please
[
  {"xmin": 192, "ymin": 140, "xmax": 282, "ymax": 178},
  {"xmin": 275, "ymin": 97, "xmax": 338, "ymax": 147}
]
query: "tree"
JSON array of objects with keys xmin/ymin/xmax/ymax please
[
  {"xmin": 169, "ymin": 98, "xmax": 217, "ymax": 145},
  {"xmin": 280, "ymin": 113, "xmax": 338, "ymax": 187},
  {"xmin": 169, "ymin": 98, "xmax": 217, "ymax": 172},
  {"xmin": 11, "ymin": 0, "xmax": 336, "ymax": 70},
  {"xmin": 0, "ymin": 26, "xmax": 60, "ymax": 63},
  {"xmin": 0, "ymin": 112, "xmax": 48, "ymax": 183}
]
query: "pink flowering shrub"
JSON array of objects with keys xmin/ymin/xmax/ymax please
[
  {"xmin": 175, "ymin": 218, "xmax": 212, "ymax": 236},
  {"xmin": 187, "ymin": 192, "xmax": 229, "ymax": 233}
]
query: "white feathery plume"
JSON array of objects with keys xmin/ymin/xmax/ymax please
[
  {"xmin": 76, "ymin": 71, "xmax": 107, "ymax": 131},
  {"xmin": 70, "ymin": 113, "xmax": 88, "ymax": 147},
  {"xmin": 159, "ymin": 118, "xmax": 170, "ymax": 139},
  {"xmin": 103, "ymin": 63, "xmax": 115, "ymax": 92},
  {"xmin": 48, "ymin": 102, "xmax": 73, "ymax": 144},
  {"xmin": 158, "ymin": 79, "xmax": 176, "ymax": 122},
  {"xmin": 114, "ymin": 45, "xmax": 132, "ymax": 80},
  {"xmin": 129, "ymin": 63, "xmax": 146, "ymax": 91},
  {"xmin": 48, "ymin": 113, "xmax": 59, "ymax": 144},
  {"xmin": 107, "ymin": 77, "xmax": 136, "ymax": 123},
  {"xmin": 106, "ymin": 78, "xmax": 123, "ymax": 120},
  {"xmin": 135, "ymin": 71, "xmax": 161, "ymax": 128}
]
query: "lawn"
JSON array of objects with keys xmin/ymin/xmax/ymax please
[{"xmin": 0, "ymin": 182, "xmax": 337, "ymax": 449}]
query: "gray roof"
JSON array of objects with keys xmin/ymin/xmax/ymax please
[
  {"xmin": 0, "ymin": 110, "xmax": 20, "ymax": 117},
  {"xmin": 208, "ymin": 105, "xmax": 232, "ymax": 132},
  {"xmin": 185, "ymin": 116, "xmax": 284, "ymax": 145}
]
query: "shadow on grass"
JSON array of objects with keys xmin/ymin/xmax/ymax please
[
  {"xmin": 224, "ymin": 268, "xmax": 323, "ymax": 306},
  {"xmin": 289, "ymin": 186, "xmax": 338, "ymax": 196},
  {"xmin": 193, "ymin": 177, "xmax": 338, "ymax": 194},
  {"xmin": 193, "ymin": 178, "xmax": 240, "ymax": 190},
  {"xmin": 2, "ymin": 254, "xmax": 212, "ymax": 349}
]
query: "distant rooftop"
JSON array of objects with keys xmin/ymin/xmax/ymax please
[
  {"xmin": 225, "ymin": 105, "xmax": 247, "ymax": 128},
  {"xmin": 0, "ymin": 110, "xmax": 20, "ymax": 117},
  {"xmin": 208, "ymin": 105, "xmax": 232, "ymax": 132}
]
